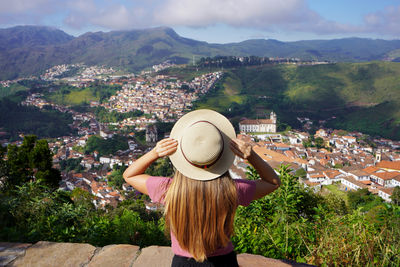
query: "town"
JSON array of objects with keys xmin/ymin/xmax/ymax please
[{"xmin": 2, "ymin": 63, "xmax": 400, "ymax": 209}]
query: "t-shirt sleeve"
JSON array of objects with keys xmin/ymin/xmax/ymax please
[
  {"xmin": 146, "ymin": 176, "xmax": 171, "ymax": 203},
  {"xmin": 235, "ymin": 179, "xmax": 256, "ymax": 206}
]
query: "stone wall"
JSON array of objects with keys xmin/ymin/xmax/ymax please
[{"xmin": 0, "ymin": 241, "xmax": 313, "ymax": 267}]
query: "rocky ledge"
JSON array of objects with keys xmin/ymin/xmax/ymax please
[{"xmin": 0, "ymin": 241, "xmax": 313, "ymax": 267}]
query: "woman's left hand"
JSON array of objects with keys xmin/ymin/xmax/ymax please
[
  {"xmin": 230, "ymin": 138, "xmax": 252, "ymax": 159},
  {"xmin": 153, "ymin": 138, "xmax": 178, "ymax": 158}
]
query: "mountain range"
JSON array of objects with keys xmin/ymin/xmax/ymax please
[{"xmin": 2, "ymin": 25, "xmax": 400, "ymax": 80}]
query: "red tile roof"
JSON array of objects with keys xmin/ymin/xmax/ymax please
[
  {"xmin": 363, "ymin": 166, "xmax": 379, "ymax": 174},
  {"xmin": 379, "ymin": 187, "xmax": 394, "ymax": 196},
  {"xmin": 323, "ymin": 170, "xmax": 341, "ymax": 179},
  {"xmin": 376, "ymin": 160, "xmax": 400, "ymax": 171},
  {"xmin": 372, "ymin": 171, "xmax": 400, "ymax": 180},
  {"xmin": 240, "ymin": 119, "xmax": 273, "ymax": 125}
]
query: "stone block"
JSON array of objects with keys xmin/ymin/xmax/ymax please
[
  {"xmin": 9, "ymin": 241, "xmax": 96, "ymax": 267},
  {"xmin": 88, "ymin": 244, "xmax": 140, "ymax": 267},
  {"xmin": 0, "ymin": 242, "xmax": 32, "ymax": 267},
  {"xmin": 132, "ymin": 246, "xmax": 173, "ymax": 267}
]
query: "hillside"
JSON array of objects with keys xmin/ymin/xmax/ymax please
[
  {"xmin": 189, "ymin": 62, "xmax": 400, "ymax": 140},
  {"xmin": 0, "ymin": 25, "xmax": 73, "ymax": 49},
  {"xmin": 2, "ymin": 26, "xmax": 400, "ymax": 80},
  {"xmin": 220, "ymin": 38, "xmax": 400, "ymax": 62}
]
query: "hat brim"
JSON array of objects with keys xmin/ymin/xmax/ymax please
[{"xmin": 169, "ymin": 109, "xmax": 236, "ymax": 181}]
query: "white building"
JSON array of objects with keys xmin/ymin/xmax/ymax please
[
  {"xmin": 378, "ymin": 188, "xmax": 393, "ymax": 202},
  {"xmin": 341, "ymin": 176, "xmax": 368, "ymax": 191},
  {"xmin": 239, "ymin": 112, "xmax": 277, "ymax": 133}
]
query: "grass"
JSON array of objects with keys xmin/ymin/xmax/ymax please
[
  {"xmin": 194, "ymin": 71, "xmax": 247, "ymax": 113},
  {"xmin": 323, "ymin": 183, "xmax": 348, "ymax": 202},
  {"xmin": 223, "ymin": 75, "xmax": 242, "ymax": 96},
  {"xmin": 0, "ymin": 83, "xmax": 28, "ymax": 98},
  {"xmin": 48, "ymin": 88, "xmax": 99, "ymax": 106}
]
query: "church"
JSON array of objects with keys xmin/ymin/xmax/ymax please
[{"xmin": 239, "ymin": 112, "xmax": 277, "ymax": 133}]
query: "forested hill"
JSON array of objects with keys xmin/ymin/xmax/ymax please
[
  {"xmin": 2, "ymin": 25, "xmax": 400, "ymax": 79},
  {"xmin": 182, "ymin": 61, "xmax": 400, "ymax": 140}
]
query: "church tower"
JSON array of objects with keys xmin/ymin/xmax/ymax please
[
  {"xmin": 375, "ymin": 149, "xmax": 382, "ymax": 163},
  {"xmin": 270, "ymin": 111, "xmax": 277, "ymax": 124}
]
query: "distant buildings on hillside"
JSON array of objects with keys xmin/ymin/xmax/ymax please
[{"xmin": 239, "ymin": 111, "xmax": 277, "ymax": 133}]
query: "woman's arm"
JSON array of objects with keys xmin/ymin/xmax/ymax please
[
  {"xmin": 123, "ymin": 138, "xmax": 178, "ymax": 195},
  {"xmin": 230, "ymin": 138, "xmax": 281, "ymax": 200}
]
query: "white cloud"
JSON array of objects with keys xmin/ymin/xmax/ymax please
[
  {"xmin": 0, "ymin": 0, "xmax": 54, "ymax": 13},
  {"xmin": 155, "ymin": 0, "xmax": 303, "ymax": 27},
  {"xmin": 0, "ymin": 0, "xmax": 63, "ymax": 24},
  {"xmin": 91, "ymin": 5, "xmax": 132, "ymax": 29},
  {"xmin": 63, "ymin": 0, "xmax": 151, "ymax": 30},
  {"xmin": 154, "ymin": 0, "xmax": 362, "ymax": 35},
  {"xmin": 363, "ymin": 6, "xmax": 400, "ymax": 35},
  {"xmin": 2, "ymin": 0, "xmax": 400, "ymax": 40}
]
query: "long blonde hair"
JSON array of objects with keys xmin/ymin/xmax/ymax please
[{"xmin": 164, "ymin": 171, "xmax": 238, "ymax": 262}]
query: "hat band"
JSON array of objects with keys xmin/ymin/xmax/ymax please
[{"xmin": 180, "ymin": 120, "xmax": 224, "ymax": 169}]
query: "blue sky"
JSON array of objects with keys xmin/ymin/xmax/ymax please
[{"xmin": 1, "ymin": 0, "xmax": 400, "ymax": 43}]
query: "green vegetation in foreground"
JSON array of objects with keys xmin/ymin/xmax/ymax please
[
  {"xmin": 1, "ymin": 143, "xmax": 399, "ymax": 266},
  {"xmin": 192, "ymin": 61, "xmax": 400, "ymax": 139}
]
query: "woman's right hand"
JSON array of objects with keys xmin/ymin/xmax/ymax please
[
  {"xmin": 153, "ymin": 138, "xmax": 178, "ymax": 158},
  {"xmin": 230, "ymin": 138, "xmax": 252, "ymax": 159}
]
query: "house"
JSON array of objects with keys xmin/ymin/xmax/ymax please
[
  {"xmin": 300, "ymin": 179, "xmax": 322, "ymax": 192},
  {"xmin": 341, "ymin": 176, "xmax": 368, "ymax": 191},
  {"xmin": 287, "ymin": 134, "xmax": 301, "ymax": 145},
  {"xmin": 376, "ymin": 160, "xmax": 400, "ymax": 172},
  {"xmin": 370, "ymin": 171, "xmax": 400, "ymax": 187},
  {"xmin": 378, "ymin": 187, "xmax": 393, "ymax": 202},
  {"xmin": 347, "ymin": 170, "xmax": 370, "ymax": 181},
  {"xmin": 307, "ymin": 173, "xmax": 326, "ymax": 183},
  {"xmin": 322, "ymin": 169, "xmax": 343, "ymax": 184},
  {"xmin": 342, "ymin": 136, "xmax": 357, "ymax": 144},
  {"xmin": 239, "ymin": 112, "xmax": 277, "ymax": 133},
  {"xmin": 99, "ymin": 156, "xmax": 111, "ymax": 164},
  {"xmin": 392, "ymin": 177, "xmax": 400, "ymax": 188},
  {"xmin": 252, "ymin": 145, "xmax": 307, "ymax": 169},
  {"xmin": 275, "ymin": 143, "xmax": 291, "ymax": 151},
  {"xmin": 100, "ymin": 130, "xmax": 114, "ymax": 139},
  {"xmin": 315, "ymin": 129, "xmax": 327, "ymax": 137},
  {"xmin": 363, "ymin": 166, "xmax": 379, "ymax": 175}
]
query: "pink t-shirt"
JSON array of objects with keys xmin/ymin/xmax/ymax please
[{"xmin": 146, "ymin": 176, "xmax": 256, "ymax": 258}]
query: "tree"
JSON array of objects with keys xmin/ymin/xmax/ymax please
[
  {"xmin": 108, "ymin": 166, "xmax": 127, "ymax": 190},
  {"xmin": 294, "ymin": 168, "xmax": 307, "ymax": 178},
  {"xmin": 1, "ymin": 135, "xmax": 61, "ymax": 191},
  {"xmin": 348, "ymin": 188, "xmax": 383, "ymax": 211},
  {"xmin": 245, "ymin": 165, "xmax": 260, "ymax": 180},
  {"xmin": 314, "ymin": 137, "xmax": 324, "ymax": 149},
  {"xmin": 392, "ymin": 186, "xmax": 400, "ymax": 206},
  {"xmin": 70, "ymin": 187, "xmax": 95, "ymax": 210},
  {"xmin": 145, "ymin": 157, "xmax": 174, "ymax": 177}
]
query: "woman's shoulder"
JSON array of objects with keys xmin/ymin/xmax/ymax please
[{"xmin": 234, "ymin": 179, "xmax": 256, "ymax": 206}]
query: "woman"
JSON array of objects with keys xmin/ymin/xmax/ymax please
[{"xmin": 123, "ymin": 109, "xmax": 281, "ymax": 266}]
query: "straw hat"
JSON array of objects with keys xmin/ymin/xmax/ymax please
[{"xmin": 169, "ymin": 109, "xmax": 236, "ymax": 180}]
